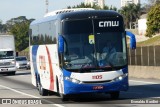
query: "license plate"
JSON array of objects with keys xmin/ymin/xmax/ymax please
[
  {"xmin": 1, "ymin": 69, "xmax": 8, "ymax": 71},
  {"xmin": 93, "ymin": 86, "xmax": 104, "ymax": 90}
]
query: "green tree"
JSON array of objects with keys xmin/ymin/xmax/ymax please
[
  {"xmin": 0, "ymin": 19, "xmax": 2, "ymax": 33},
  {"xmin": 119, "ymin": 3, "xmax": 142, "ymax": 29},
  {"xmin": 146, "ymin": 4, "xmax": 160, "ymax": 37},
  {"xmin": 8, "ymin": 16, "xmax": 34, "ymax": 51},
  {"xmin": 0, "ymin": 19, "xmax": 8, "ymax": 33},
  {"xmin": 67, "ymin": 2, "xmax": 116, "ymax": 11}
]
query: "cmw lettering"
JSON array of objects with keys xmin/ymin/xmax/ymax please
[{"xmin": 99, "ymin": 21, "xmax": 119, "ymax": 27}]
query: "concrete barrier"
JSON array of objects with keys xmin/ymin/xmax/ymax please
[{"xmin": 129, "ymin": 66, "xmax": 160, "ymax": 79}]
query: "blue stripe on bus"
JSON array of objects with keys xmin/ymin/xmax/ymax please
[{"xmin": 32, "ymin": 45, "xmax": 39, "ymax": 81}]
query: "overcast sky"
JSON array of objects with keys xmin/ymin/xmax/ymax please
[{"xmin": 0, "ymin": 0, "xmax": 147, "ymax": 24}]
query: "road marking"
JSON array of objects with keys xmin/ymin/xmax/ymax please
[
  {"xmin": 129, "ymin": 80, "xmax": 159, "ymax": 84},
  {"xmin": 0, "ymin": 84, "xmax": 64, "ymax": 107}
]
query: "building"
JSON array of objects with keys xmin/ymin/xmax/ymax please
[
  {"xmin": 85, "ymin": 0, "xmax": 105, "ymax": 9},
  {"xmin": 121, "ymin": 0, "xmax": 140, "ymax": 7},
  {"xmin": 138, "ymin": 14, "xmax": 147, "ymax": 36}
]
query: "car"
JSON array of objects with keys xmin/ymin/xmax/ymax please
[{"xmin": 16, "ymin": 56, "xmax": 30, "ymax": 69}]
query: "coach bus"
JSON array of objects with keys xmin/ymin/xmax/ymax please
[{"xmin": 29, "ymin": 8, "xmax": 136, "ymax": 100}]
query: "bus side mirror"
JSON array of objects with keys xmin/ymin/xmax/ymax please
[
  {"xmin": 126, "ymin": 31, "xmax": 136, "ymax": 49},
  {"xmin": 58, "ymin": 35, "xmax": 64, "ymax": 53}
]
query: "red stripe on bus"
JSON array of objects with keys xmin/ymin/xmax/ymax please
[{"xmin": 46, "ymin": 46, "xmax": 54, "ymax": 90}]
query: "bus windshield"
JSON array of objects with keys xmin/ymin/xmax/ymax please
[
  {"xmin": 63, "ymin": 19, "xmax": 127, "ymax": 71},
  {"xmin": 0, "ymin": 51, "xmax": 14, "ymax": 59}
]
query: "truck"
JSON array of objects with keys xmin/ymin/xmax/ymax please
[{"xmin": 0, "ymin": 35, "xmax": 16, "ymax": 75}]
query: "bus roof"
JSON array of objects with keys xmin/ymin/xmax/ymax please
[
  {"xmin": 44, "ymin": 8, "xmax": 95, "ymax": 17},
  {"xmin": 30, "ymin": 10, "xmax": 123, "ymax": 25}
]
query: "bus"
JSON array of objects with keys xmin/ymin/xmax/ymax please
[{"xmin": 29, "ymin": 8, "xmax": 136, "ymax": 100}]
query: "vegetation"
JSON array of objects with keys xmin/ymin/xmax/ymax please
[
  {"xmin": 67, "ymin": 2, "xmax": 117, "ymax": 11},
  {"xmin": 137, "ymin": 35, "xmax": 160, "ymax": 47},
  {"xmin": 146, "ymin": 3, "xmax": 160, "ymax": 37},
  {"xmin": 3, "ymin": 16, "xmax": 34, "ymax": 51},
  {"xmin": 119, "ymin": 3, "xmax": 142, "ymax": 29}
]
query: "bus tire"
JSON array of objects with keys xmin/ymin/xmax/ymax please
[
  {"xmin": 56, "ymin": 78, "xmax": 68, "ymax": 101},
  {"xmin": 110, "ymin": 91, "xmax": 120, "ymax": 99},
  {"xmin": 60, "ymin": 94, "xmax": 68, "ymax": 101},
  {"xmin": 37, "ymin": 80, "xmax": 48, "ymax": 96}
]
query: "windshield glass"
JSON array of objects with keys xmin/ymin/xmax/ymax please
[
  {"xmin": 63, "ymin": 19, "xmax": 127, "ymax": 71},
  {"xmin": 16, "ymin": 57, "xmax": 27, "ymax": 61},
  {"xmin": 0, "ymin": 51, "xmax": 14, "ymax": 59}
]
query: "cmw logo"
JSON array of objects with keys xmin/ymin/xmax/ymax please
[{"xmin": 99, "ymin": 21, "xmax": 119, "ymax": 27}]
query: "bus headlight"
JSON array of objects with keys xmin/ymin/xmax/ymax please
[
  {"xmin": 65, "ymin": 77, "xmax": 82, "ymax": 84},
  {"xmin": 112, "ymin": 73, "xmax": 128, "ymax": 82}
]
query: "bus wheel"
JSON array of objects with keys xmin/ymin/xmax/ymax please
[
  {"xmin": 56, "ymin": 78, "xmax": 68, "ymax": 101},
  {"xmin": 38, "ymin": 81, "xmax": 48, "ymax": 96},
  {"xmin": 60, "ymin": 94, "xmax": 68, "ymax": 101},
  {"xmin": 110, "ymin": 91, "xmax": 120, "ymax": 100}
]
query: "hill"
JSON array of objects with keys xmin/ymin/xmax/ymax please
[{"xmin": 136, "ymin": 35, "xmax": 160, "ymax": 47}]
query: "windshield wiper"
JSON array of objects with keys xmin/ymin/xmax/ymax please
[{"xmin": 79, "ymin": 63, "xmax": 96, "ymax": 73}]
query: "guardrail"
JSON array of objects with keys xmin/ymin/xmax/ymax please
[{"xmin": 128, "ymin": 45, "xmax": 160, "ymax": 66}]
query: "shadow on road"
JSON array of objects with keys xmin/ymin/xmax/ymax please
[
  {"xmin": 45, "ymin": 84, "xmax": 160, "ymax": 104},
  {"xmin": 127, "ymin": 84, "xmax": 160, "ymax": 99},
  {"xmin": 15, "ymin": 71, "xmax": 31, "ymax": 76},
  {"xmin": 0, "ymin": 70, "xmax": 31, "ymax": 77}
]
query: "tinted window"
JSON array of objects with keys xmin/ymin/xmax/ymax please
[
  {"xmin": 0, "ymin": 51, "xmax": 14, "ymax": 59},
  {"xmin": 63, "ymin": 19, "xmax": 92, "ymax": 35},
  {"xmin": 16, "ymin": 57, "xmax": 27, "ymax": 61}
]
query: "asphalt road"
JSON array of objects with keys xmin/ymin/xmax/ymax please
[{"xmin": 0, "ymin": 70, "xmax": 160, "ymax": 107}]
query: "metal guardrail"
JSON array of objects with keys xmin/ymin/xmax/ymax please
[{"xmin": 128, "ymin": 45, "xmax": 160, "ymax": 66}]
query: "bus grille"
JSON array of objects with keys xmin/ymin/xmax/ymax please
[{"xmin": 82, "ymin": 80, "xmax": 112, "ymax": 84}]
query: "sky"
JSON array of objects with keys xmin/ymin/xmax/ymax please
[{"xmin": 0, "ymin": 0, "xmax": 148, "ymax": 24}]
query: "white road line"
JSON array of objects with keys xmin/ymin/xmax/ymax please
[
  {"xmin": 0, "ymin": 84, "xmax": 64, "ymax": 107},
  {"xmin": 129, "ymin": 80, "xmax": 159, "ymax": 84}
]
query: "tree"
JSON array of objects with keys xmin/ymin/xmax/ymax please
[
  {"xmin": 142, "ymin": 0, "xmax": 160, "ymax": 13},
  {"xmin": 8, "ymin": 16, "xmax": 34, "ymax": 51},
  {"xmin": 67, "ymin": 2, "xmax": 116, "ymax": 11},
  {"xmin": 0, "ymin": 19, "xmax": 2, "ymax": 33},
  {"xmin": 146, "ymin": 4, "xmax": 160, "ymax": 37},
  {"xmin": 119, "ymin": 3, "xmax": 142, "ymax": 29}
]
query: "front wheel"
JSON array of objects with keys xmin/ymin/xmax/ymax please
[
  {"xmin": 60, "ymin": 93, "xmax": 68, "ymax": 101},
  {"xmin": 56, "ymin": 78, "xmax": 68, "ymax": 101},
  {"xmin": 110, "ymin": 91, "xmax": 120, "ymax": 99}
]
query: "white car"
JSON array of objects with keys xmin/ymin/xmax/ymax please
[{"xmin": 16, "ymin": 56, "xmax": 30, "ymax": 69}]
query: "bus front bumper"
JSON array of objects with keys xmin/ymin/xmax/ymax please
[{"xmin": 63, "ymin": 77, "xmax": 128, "ymax": 95}]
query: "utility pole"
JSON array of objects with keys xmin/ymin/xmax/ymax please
[{"xmin": 45, "ymin": 0, "xmax": 49, "ymax": 14}]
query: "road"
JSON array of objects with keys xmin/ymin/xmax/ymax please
[{"xmin": 0, "ymin": 70, "xmax": 160, "ymax": 107}]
